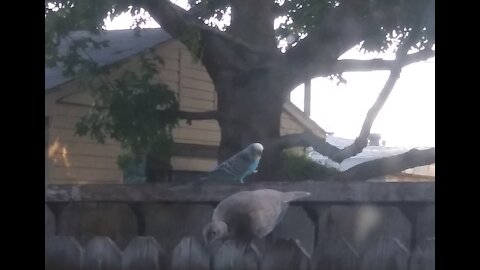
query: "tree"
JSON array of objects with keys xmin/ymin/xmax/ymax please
[{"xmin": 45, "ymin": 0, "xmax": 435, "ymax": 181}]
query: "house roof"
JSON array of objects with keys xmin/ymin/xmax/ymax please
[
  {"xmin": 45, "ymin": 28, "xmax": 172, "ymax": 91},
  {"xmin": 45, "ymin": 28, "xmax": 328, "ymax": 139},
  {"xmin": 284, "ymin": 102, "xmax": 328, "ymax": 138}
]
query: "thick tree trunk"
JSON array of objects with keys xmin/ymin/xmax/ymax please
[
  {"xmin": 193, "ymin": 0, "xmax": 284, "ymax": 180},
  {"xmin": 215, "ymin": 69, "xmax": 287, "ymax": 180}
]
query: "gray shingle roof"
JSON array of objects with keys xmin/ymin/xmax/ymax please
[{"xmin": 45, "ymin": 28, "xmax": 172, "ymax": 91}]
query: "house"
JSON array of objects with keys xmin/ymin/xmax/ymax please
[{"xmin": 45, "ymin": 28, "xmax": 327, "ymax": 184}]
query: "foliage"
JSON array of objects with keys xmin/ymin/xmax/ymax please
[
  {"xmin": 280, "ymin": 150, "xmax": 338, "ymax": 181},
  {"xmin": 45, "ymin": 0, "xmax": 435, "ymax": 179},
  {"xmin": 46, "ymin": 1, "xmax": 180, "ymax": 168},
  {"xmin": 275, "ymin": 0, "xmax": 434, "ymax": 52},
  {"xmin": 46, "ymin": 0, "xmax": 435, "ymax": 61},
  {"xmin": 73, "ymin": 49, "xmax": 179, "ymax": 168}
]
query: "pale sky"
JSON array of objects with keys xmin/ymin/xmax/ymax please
[{"xmin": 103, "ymin": 3, "xmax": 435, "ymax": 148}]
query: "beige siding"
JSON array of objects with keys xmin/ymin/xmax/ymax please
[
  {"xmin": 154, "ymin": 42, "xmax": 181, "ymax": 59},
  {"xmin": 181, "ymin": 78, "xmax": 215, "ymax": 92},
  {"xmin": 50, "ymin": 128, "xmax": 120, "ymax": 146},
  {"xmin": 181, "ymin": 88, "xmax": 215, "ymax": 101},
  {"xmin": 49, "ymin": 140, "xmax": 122, "ymax": 157},
  {"xmin": 51, "ymin": 154, "xmax": 119, "ymax": 169},
  {"xmin": 280, "ymin": 112, "xmax": 305, "ymax": 135},
  {"xmin": 180, "ymin": 49, "xmax": 207, "ymax": 72},
  {"xmin": 171, "ymin": 156, "xmax": 217, "ymax": 172},
  {"xmin": 180, "ymin": 97, "xmax": 215, "ymax": 111},
  {"xmin": 53, "ymin": 103, "xmax": 94, "ymax": 117},
  {"xmin": 52, "ymin": 167, "xmax": 123, "ymax": 183},
  {"xmin": 181, "ymin": 68, "xmax": 211, "ymax": 82},
  {"xmin": 172, "ymin": 128, "xmax": 221, "ymax": 144},
  {"xmin": 177, "ymin": 119, "xmax": 220, "ymax": 131},
  {"xmin": 157, "ymin": 69, "xmax": 180, "ymax": 84},
  {"xmin": 45, "ymin": 40, "xmax": 325, "ymax": 183},
  {"xmin": 160, "ymin": 59, "xmax": 180, "ymax": 71},
  {"xmin": 59, "ymin": 91, "xmax": 94, "ymax": 105},
  {"xmin": 172, "ymin": 45, "xmax": 220, "ymax": 152},
  {"xmin": 45, "ymin": 95, "xmax": 123, "ymax": 184}
]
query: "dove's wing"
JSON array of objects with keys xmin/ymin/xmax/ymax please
[{"xmin": 213, "ymin": 189, "xmax": 294, "ymax": 240}]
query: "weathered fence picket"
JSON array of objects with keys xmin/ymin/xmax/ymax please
[
  {"xmin": 170, "ymin": 237, "xmax": 210, "ymax": 270},
  {"xmin": 45, "ymin": 204, "xmax": 55, "ymax": 236},
  {"xmin": 44, "ymin": 235, "xmax": 436, "ymax": 270},
  {"xmin": 359, "ymin": 237, "xmax": 410, "ymax": 270},
  {"xmin": 260, "ymin": 239, "xmax": 310, "ymax": 270},
  {"xmin": 45, "ymin": 236, "xmax": 83, "ymax": 270},
  {"xmin": 58, "ymin": 203, "xmax": 137, "ymax": 249},
  {"xmin": 211, "ymin": 240, "xmax": 260, "ymax": 270},
  {"xmin": 409, "ymin": 238, "xmax": 435, "ymax": 270},
  {"xmin": 83, "ymin": 236, "xmax": 122, "ymax": 270},
  {"xmin": 144, "ymin": 203, "xmax": 213, "ymax": 254},
  {"xmin": 312, "ymin": 237, "xmax": 360, "ymax": 270},
  {"xmin": 122, "ymin": 236, "xmax": 166, "ymax": 270}
]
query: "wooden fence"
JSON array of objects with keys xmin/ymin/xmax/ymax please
[{"xmin": 45, "ymin": 181, "xmax": 435, "ymax": 270}]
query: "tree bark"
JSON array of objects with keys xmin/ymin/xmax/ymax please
[
  {"xmin": 215, "ymin": 75, "xmax": 285, "ymax": 160},
  {"xmin": 334, "ymin": 148, "xmax": 435, "ymax": 181},
  {"xmin": 139, "ymin": 0, "xmax": 435, "ymax": 181}
]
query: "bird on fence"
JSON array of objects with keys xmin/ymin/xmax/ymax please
[
  {"xmin": 202, "ymin": 189, "xmax": 311, "ymax": 247},
  {"xmin": 206, "ymin": 142, "xmax": 264, "ymax": 184},
  {"xmin": 169, "ymin": 143, "xmax": 264, "ymax": 191}
]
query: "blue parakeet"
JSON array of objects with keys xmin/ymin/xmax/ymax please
[
  {"xmin": 207, "ymin": 143, "xmax": 264, "ymax": 184},
  {"xmin": 170, "ymin": 143, "xmax": 264, "ymax": 191}
]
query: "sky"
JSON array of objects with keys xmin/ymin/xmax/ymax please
[{"xmin": 103, "ymin": 2, "xmax": 435, "ymax": 148}]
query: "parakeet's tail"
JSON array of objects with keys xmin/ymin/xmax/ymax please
[
  {"xmin": 169, "ymin": 176, "xmax": 207, "ymax": 191},
  {"xmin": 282, "ymin": 191, "xmax": 311, "ymax": 202},
  {"xmin": 192, "ymin": 176, "xmax": 208, "ymax": 187}
]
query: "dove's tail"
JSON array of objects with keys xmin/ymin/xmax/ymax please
[{"xmin": 282, "ymin": 191, "xmax": 311, "ymax": 202}]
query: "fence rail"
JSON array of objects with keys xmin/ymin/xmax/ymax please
[
  {"xmin": 45, "ymin": 181, "xmax": 435, "ymax": 202},
  {"xmin": 45, "ymin": 181, "xmax": 435, "ymax": 270}
]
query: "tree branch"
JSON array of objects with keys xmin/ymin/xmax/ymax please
[
  {"xmin": 329, "ymin": 13, "xmax": 434, "ymax": 163},
  {"xmin": 138, "ymin": 0, "xmax": 192, "ymax": 39},
  {"xmin": 272, "ymin": 1, "xmax": 435, "ymax": 174},
  {"xmin": 282, "ymin": 2, "xmax": 367, "ymax": 89},
  {"xmin": 312, "ymin": 51, "xmax": 407, "ymax": 162},
  {"xmin": 267, "ymin": 132, "xmax": 435, "ymax": 182},
  {"xmin": 325, "ymin": 49, "xmax": 435, "ymax": 74},
  {"xmin": 268, "ymin": 40, "xmax": 411, "ymax": 162},
  {"xmin": 266, "ymin": 132, "xmax": 373, "ymax": 163},
  {"xmin": 139, "ymin": 0, "xmax": 272, "ymax": 55},
  {"xmin": 282, "ymin": 0, "xmax": 435, "ymax": 91},
  {"xmin": 268, "ymin": 33, "xmax": 426, "ymax": 164},
  {"xmin": 334, "ymin": 148, "xmax": 435, "ymax": 181},
  {"xmin": 177, "ymin": 110, "xmax": 218, "ymax": 124}
]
